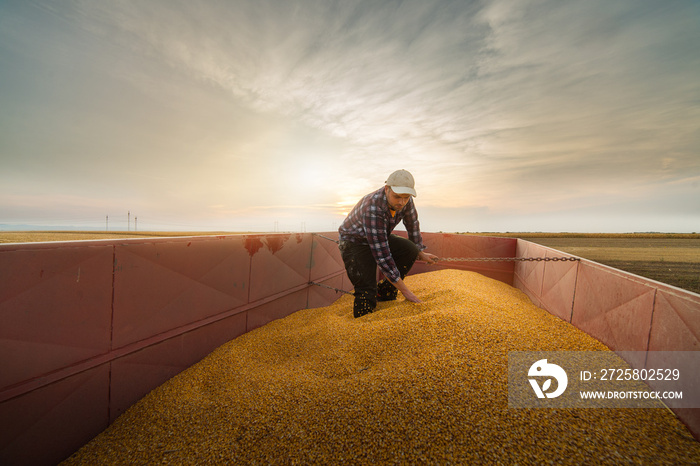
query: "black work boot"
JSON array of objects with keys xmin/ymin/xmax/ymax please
[
  {"xmin": 376, "ymin": 279, "xmax": 398, "ymax": 302},
  {"xmin": 353, "ymin": 291, "xmax": 376, "ymax": 318}
]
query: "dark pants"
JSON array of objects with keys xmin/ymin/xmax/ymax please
[{"xmin": 339, "ymin": 234, "xmax": 420, "ymax": 318}]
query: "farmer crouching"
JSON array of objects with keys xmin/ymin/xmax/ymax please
[{"xmin": 338, "ymin": 169, "xmax": 438, "ymax": 317}]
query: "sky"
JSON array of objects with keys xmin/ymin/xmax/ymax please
[{"xmin": 1, "ymin": 0, "xmax": 698, "ymax": 233}]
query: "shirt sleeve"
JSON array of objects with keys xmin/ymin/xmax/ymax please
[
  {"xmin": 403, "ymin": 199, "xmax": 426, "ymax": 251},
  {"xmin": 363, "ymin": 203, "xmax": 402, "ymax": 283}
]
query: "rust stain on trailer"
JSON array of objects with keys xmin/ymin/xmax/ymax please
[
  {"xmin": 244, "ymin": 237, "xmax": 264, "ymax": 256},
  {"xmin": 264, "ymin": 234, "xmax": 290, "ymax": 255},
  {"xmin": 244, "ymin": 234, "xmax": 295, "ymax": 256}
]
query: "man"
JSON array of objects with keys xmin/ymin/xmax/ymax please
[{"xmin": 338, "ymin": 169, "xmax": 438, "ymax": 318}]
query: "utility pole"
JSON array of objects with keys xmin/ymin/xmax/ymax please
[
  {"xmin": 128, "ymin": 211, "xmax": 131, "ymax": 231},
  {"xmin": 135, "ymin": 216, "xmax": 138, "ymax": 231},
  {"xmin": 106, "ymin": 215, "xmax": 109, "ymax": 231}
]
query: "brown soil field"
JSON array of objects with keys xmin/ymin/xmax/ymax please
[{"xmin": 2, "ymin": 231, "xmax": 698, "ymax": 294}]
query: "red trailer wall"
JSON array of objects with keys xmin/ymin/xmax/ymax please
[{"xmin": 1, "ymin": 233, "xmax": 697, "ymax": 464}]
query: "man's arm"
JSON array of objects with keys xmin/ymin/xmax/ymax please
[
  {"xmin": 392, "ymin": 202, "xmax": 438, "ymax": 301},
  {"xmin": 391, "ymin": 278, "xmax": 422, "ymax": 303},
  {"xmin": 390, "ymin": 251, "xmax": 439, "ymax": 303},
  {"xmin": 402, "ymin": 200, "xmax": 425, "ymax": 250},
  {"xmin": 417, "ymin": 250, "xmax": 439, "ymax": 264}
]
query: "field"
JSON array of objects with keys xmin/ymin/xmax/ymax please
[
  {"xmin": 0, "ymin": 231, "xmax": 235, "ymax": 243},
  {"xmin": 1, "ymin": 231, "xmax": 698, "ymax": 294}
]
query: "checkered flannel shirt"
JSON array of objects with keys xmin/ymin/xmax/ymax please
[{"xmin": 338, "ymin": 187, "xmax": 426, "ymax": 283}]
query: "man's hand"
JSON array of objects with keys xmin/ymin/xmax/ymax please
[
  {"xmin": 402, "ymin": 289, "xmax": 422, "ymax": 303},
  {"xmin": 418, "ymin": 251, "xmax": 439, "ymax": 265},
  {"xmin": 392, "ymin": 278, "xmax": 422, "ymax": 303}
]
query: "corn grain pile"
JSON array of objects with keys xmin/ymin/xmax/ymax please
[{"xmin": 63, "ymin": 269, "xmax": 700, "ymax": 465}]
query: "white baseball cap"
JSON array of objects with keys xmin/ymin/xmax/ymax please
[{"xmin": 385, "ymin": 169, "xmax": 417, "ymax": 197}]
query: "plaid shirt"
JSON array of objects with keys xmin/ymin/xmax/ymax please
[{"xmin": 339, "ymin": 187, "xmax": 426, "ymax": 283}]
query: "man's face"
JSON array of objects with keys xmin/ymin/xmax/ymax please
[{"xmin": 385, "ymin": 186, "xmax": 412, "ymax": 211}]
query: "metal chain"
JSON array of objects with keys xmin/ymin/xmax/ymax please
[
  {"xmin": 438, "ymin": 256, "xmax": 580, "ymax": 262},
  {"xmin": 312, "ymin": 233, "xmax": 340, "ymax": 244},
  {"xmin": 308, "ymin": 281, "xmax": 354, "ymax": 295}
]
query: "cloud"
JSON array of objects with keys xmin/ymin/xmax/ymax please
[{"xmin": 49, "ymin": 1, "xmax": 700, "ymax": 164}]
